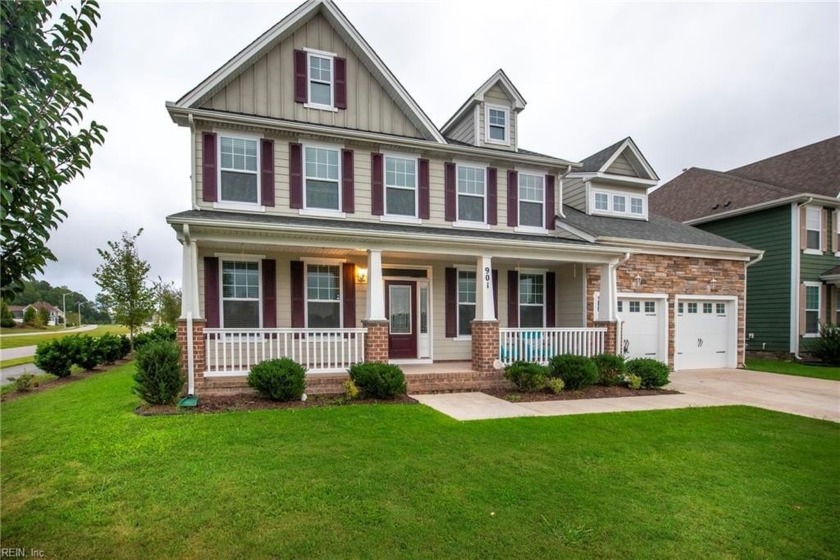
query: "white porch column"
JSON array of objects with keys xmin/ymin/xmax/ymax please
[
  {"xmin": 475, "ymin": 255, "xmax": 496, "ymax": 321},
  {"xmin": 598, "ymin": 262, "xmax": 617, "ymax": 322},
  {"xmin": 366, "ymin": 249, "xmax": 386, "ymax": 321},
  {"xmin": 179, "ymin": 239, "xmax": 193, "ymax": 319}
]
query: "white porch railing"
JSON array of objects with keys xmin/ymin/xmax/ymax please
[
  {"xmin": 204, "ymin": 328, "xmax": 367, "ymax": 376},
  {"xmin": 499, "ymin": 327, "xmax": 607, "ymax": 365}
]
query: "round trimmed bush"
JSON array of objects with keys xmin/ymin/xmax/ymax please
[
  {"xmin": 133, "ymin": 340, "xmax": 184, "ymax": 405},
  {"xmin": 66, "ymin": 334, "xmax": 102, "ymax": 370},
  {"xmin": 119, "ymin": 334, "xmax": 132, "ymax": 358},
  {"xmin": 97, "ymin": 333, "xmax": 124, "ymax": 364},
  {"xmin": 592, "ymin": 353, "xmax": 625, "ymax": 386},
  {"xmin": 34, "ymin": 338, "xmax": 73, "ymax": 377},
  {"xmin": 348, "ymin": 362, "xmax": 406, "ymax": 399},
  {"xmin": 548, "ymin": 354, "xmax": 598, "ymax": 390},
  {"xmin": 504, "ymin": 361, "xmax": 548, "ymax": 392},
  {"xmin": 625, "ymin": 358, "xmax": 669, "ymax": 388},
  {"xmin": 133, "ymin": 324, "xmax": 177, "ymax": 351},
  {"xmin": 248, "ymin": 358, "xmax": 307, "ymax": 402}
]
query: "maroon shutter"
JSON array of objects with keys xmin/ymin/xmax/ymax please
[
  {"xmin": 371, "ymin": 153, "xmax": 384, "ymax": 216},
  {"xmin": 334, "ymin": 57, "xmax": 347, "ymax": 110},
  {"xmin": 545, "ymin": 174, "xmax": 555, "ymax": 230},
  {"xmin": 342, "ymin": 149, "xmax": 354, "ymax": 213},
  {"xmin": 262, "ymin": 259, "xmax": 277, "ymax": 328},
  {"xmin": 445, "ymin": 267, "xmax": 457, "ymax": 337},
  {"xmin": 419, "ymin": 159, "xmax": 430, "ymax": 219},
  {"xmin": 204, "ymin": 257, "xmax": 220, "ymax": 328},
  {"xmin": 261, "ymin": 139, "xmax": 275, "ymax": 207},
  {"xmin": 444, "ymin": 162, "xmax": 456, "ymax": 222},
  {"xmin": 294, "ymin": 49, "xmax": 307, "ymax": 104},
  {"xmin": 492, "ymin": 269, "xmax": 499, "ymax": 317},
  {"xmin": 202, "ymin": 133, "xmax": 217, "ymax": 202},
  {"xmin": 545, "ymin": 272, "xmax": 556, "ymax": 327},
  {"xmin": 290, "ymin": 261, "xmax": 305, "ymax": 328},
  {"xmin": 487, "ymin": 167, "xmax": 498, "ymax": 225},
  {"xmin": 507, "ymin": 170, "xmax": 518, "ymax": 226},
  {"xmin": 507, "ymin": 270, "xmax": 519, "ymax": 328},
  {"xmin": 342, "ymin": 263, "xmax": 356, "ymax": 327},
  {"xmin": 289, "ymin": 143, "xmax": 303, "ymax": 209}
]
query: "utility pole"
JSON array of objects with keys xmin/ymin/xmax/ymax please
[
  {"xmin": 78, "ymin": 302, "xmax": 83, "ymax": 326},
  {"xmin": 62, "ymin": 292, "xmax": 68, "ymax": 329}
]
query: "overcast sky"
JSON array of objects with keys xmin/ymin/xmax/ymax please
[{"xmin": 39, "ymin": 0, "xmax": 839, "ymax": 299}]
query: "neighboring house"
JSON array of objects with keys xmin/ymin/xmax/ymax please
[
  {"xmin": 22, "ymin": 301, "xmax": 65, "ymax": 326},
  {"xmin": 650, "ymin": 136, "xmax": 840, "ymax": 358},
  {"xmin": 166, "ymin": 0, "xmax": 760, "ymax": 395},
  {"xmin": 8, "ymin": 305, "xmax": 25, "ymax": 324}
]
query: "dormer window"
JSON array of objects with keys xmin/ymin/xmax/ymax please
[
  {"xmin": 592, "ymin": 189, "xmax": 647, "ymax": 219},
  {"xmin": 485, "ymin": 105, "xmax": 509, "ymax": 145}
]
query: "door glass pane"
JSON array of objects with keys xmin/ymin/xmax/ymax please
[
  {"xmin": 389, "ymin": 286, "xmax": 411, "ymax": 334},
  {"xmin": 420, "ymin": 286, "xmax": 428, "ymax": 334}
]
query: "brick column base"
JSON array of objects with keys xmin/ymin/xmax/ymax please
[
  {"xmin": 177, "ymin": 318, "xmax": 206, "ymax": 393},
  {"xmin": 362, "ymin": 320, "xmax": 390, "ymax": 363},
  {"xmin": 471, "ymin": 320, "xmax": 500, "ymax": 374},
  {"xmin": 594, "ymin": 320, "xmax": 618, "ymax": 355}
]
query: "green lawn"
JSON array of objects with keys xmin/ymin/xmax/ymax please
[
  {"xmin": 0, "ymin": 325, "xmax": 63, "ymax": 335},
  {"xmin": 2, "ymin": 364, "xmax": 838, "ymax": 559},
  {"xmin": 745, "ymin": 358, "xmax": 840, "ymax": 381},
  {"xmin": 0, "ymin": 356, "xmax": 34, "ymax": 369},
  {"xmin": 0, "ymin": 324, "xmax": 128, "ymax": 350}
]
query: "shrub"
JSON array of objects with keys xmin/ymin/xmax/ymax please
[
  {"xmin": 626, "ymin": 373, "xmax": 642, "ymax": 390},
  {"xmin": 344, "ymin": 379, "xmax": 360, "ymax": 400},
  {"xmin": 625, "ymin": 358, "xmax": 670, "ymax": 388},
  {"xmin": 34, "ymin": 339, "xmax": 73, "ymax": 377},
  {"xmin": 133, "ymin": 341, "xmax": 184, "ymax": 405},
  {"xmin": 809, "ymin": 323, "xmax": 840, "ymax": 366},
  {"xmin": 0, "ymin": 300, "xmax": 15, "ymax": 328},
  {"xmin": 348, "ymin": 363, "xmax": 406, "ymax": 399},
  {"xmin": 592, "ymin": 353, "xmax": 625, "ymax": 386},
  {"xmin": 548, "ymin": 354, "xmax": 599, "ymax": 390},
  {"xmin": 23, "ymin": 306, "xmax": 38, "ymax": 326},
  {"xmin": 247, "ymin": 358, "xmax": 307, "ymax": 402},
  {"xmin": 545, "ymin": 377, "xmax": 565, "ymax": 395},
  {"xmin": 12, "ymin": 373, "xmax": 36, "ymax": 392},
  {"xmin": 119, "ymin": 334, "xmax": 132, "ymax": 358},
  {"xmin": 66, "ymin": 335, "xmax": 101, "ymax": 370},
  {"xmin": 133, "ymin": 324, "xmax": 177, "ymax": 351},
  {"xmin": 504, "ymin": 361, "xmax": 548, "ymax": 392},
  {"xmin": 37, "ymin": 306, "xmax": 50, "ymax": 326},
  {"xmin": 97, "ymin": 333, "xmax": 124, "ymax": 364}
]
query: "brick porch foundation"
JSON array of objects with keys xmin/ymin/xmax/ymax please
[
  {"xmin": 362, "ymin": 319, "xmax": 389, "ymax": 362},
  {"xmin": 471, "ymin": 320, "xmax": 500, "ymax": 374},
  {"xmin": 594, "ymin": 320, "xmax": 618, "ymax": 355},
  {"xmin": 177, "ymin": 318, "xmax": 206, "ymax": 394}
]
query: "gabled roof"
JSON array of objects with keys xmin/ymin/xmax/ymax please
[
  {"xmin": 173, "ymin": 0, "xmax": 445, "ymax": 143},
  {"xmin": 574, "ymin": 137, "xmax": 659, "ymax": 181},
  {"xmin": 26, "ymin": 301, "xmax": 62, "ymax": 314},
  {"xmin": 441, "ymin": 69, "xmax": 527, "ymax": 134}
]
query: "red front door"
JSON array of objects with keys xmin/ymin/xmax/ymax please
[{"xmin": 385, "ymin": 280, "xmax": 416, "ymax": 359}]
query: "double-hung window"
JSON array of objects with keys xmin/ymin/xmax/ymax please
[
  {"xmin": 219, "ymin": 136, "xmax": 259, "ymax": 204},
  {"xmin": 806, "ymin": 206, "xmax": 822, "ymax": 251},
  {"xmin": 304, "ymin": 146, "xmax": 340, "ymax": 210},
  {"xmin": 486, "ymin": 106, "xmax": 509, "ymax": 144},
  {"xmin": 221, "ymin": 261, "xmax": 260, "ymax": 328},
  {"xmin": 384, "ymin": 156, "xmax": 417, "ymax": 217},
  {"xmin": 457, "ymin": 270, "xmax": 476, "ymax": 337},
  {"xmin": 805, "ymin": 284, "xmax": 821, "ymax": 336},
  {"xmin": 306, "ymin": 264, "xmax": 341, "ymax": 328},
  {"xmin": 457, "ymin": 165, "xmax": 486, "ymax": 223},
  {"xmin": 519, "ymin": 273, "xmax": 544, "ymax": 328},
  {"xmin": 308, "ymin": 52, "xmax": 333, "ymax": 108},
  {"xmin": 519, "ymin": 174, "xmax": 544, "ymax": 228}
]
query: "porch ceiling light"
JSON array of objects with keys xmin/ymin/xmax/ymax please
[{"xmin": 356, "ymin": 267, "xmax": 368, "ymax": 284}]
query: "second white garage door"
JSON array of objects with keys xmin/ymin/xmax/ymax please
[{"xmin": 675, "ymin": 299, "xmax": 735, "ymax": 370}]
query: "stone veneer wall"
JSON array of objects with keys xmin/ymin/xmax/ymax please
[{"xmin": 587, "ymin": 255, "xmax": 747, "ymax": 368}]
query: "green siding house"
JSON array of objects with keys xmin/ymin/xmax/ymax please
[{"xmin": 650, "ymin": 136, "xmax": 840, "ymax": 357}]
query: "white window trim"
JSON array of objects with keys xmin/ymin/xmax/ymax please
[
  {"xmin": 382, "ymin": 153, "xmax": 420, "ymax": 220},
  {"xmin": 835, "ymin": 211, "xmax": 840, "ymax": 257},
  {"xmin": 304, "ymin": 260, "xmax": 344, "ymax": 329},
  {"xmin": 455, "ymin": 162, "xmax": 487, "ymax": 226},
  {"xmin": 304, "ymin": 50, "xmax": 336, "ymax": 112},
  {"xmin": 456, "ymin": 267, "xmax": 477, "ymax": 339},
  {"xmin": 302, "ymin": 142, "xmax": 343, "ymax": 213},
  {"xmin": 517, "ymin": 171, "xmax": 545, "ymax": 230},
  {"xmin": 804, "ymin": 205, "xmax": 822, "ymax": 254},
  {"xmin": 518, "ymin": 270, "xmax": 546, "ymax": 328},
  {"xmin": 217, "ymin": 132, "xmax": 262, "ymax": 206},
  {"xmin": 803, "ymin": 281, "xmax": 822, "ymax": 338},
  {"xmin": 590, "ymin": 188, "xmax": 648, "ymax": 219},
  {"xmin": 219, "ymin": 257, "xmax": 263, "ymax": 329},
  {"xmin": 485, "ymin": 104, "xmax": 510, "ymax": 146}
]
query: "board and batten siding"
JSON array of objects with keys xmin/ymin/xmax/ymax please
[
  {"xmin": 698, "ymin": 205, "xmax": 791, "ymax": 352},
  {"xmin": 446, "ymin": 112, "xmax": 476, "ymax": 145},
  {"xmin": 563, "ymin": 177, "xmax": 587, "ymax": 212},
  {"xmin": 201, "ymin": 13, "xmax": 424, "ymax": 139}
]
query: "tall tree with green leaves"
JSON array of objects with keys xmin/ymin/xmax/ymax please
[
  {"xmin": 0, "ymin": 0, "xmax": 107, "ymax": 301},
  {"xmin": 93, "ymin": 230, "xmax": 155, "ymax": 341},
  {"xmin": 153, "ymin": 277, "xmax": 182, "ymax": 327}
]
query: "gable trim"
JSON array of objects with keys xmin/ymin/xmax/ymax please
[{"xmin": 599, "ymin": 138, "xmax": 659, "ymax": 181}]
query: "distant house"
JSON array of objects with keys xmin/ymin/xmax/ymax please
[
  {"xmin": 8, "ymin": 305, "xmax": 25, "ymax": 324},
  {"xmin": 650, "ymin": 136, "xmax": 840, "ymax": 358},
  {"xmin": 23, "ymin": 301, "xmax": 65, "ymax": 326}
]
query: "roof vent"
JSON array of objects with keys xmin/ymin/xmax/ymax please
[
  {"xmin": 712, "ymin": 204, "xmax": 720, "ymax": 210},
  {"xmin": 724, "ymin": 201, "xmax": 731, "ymax": 208}
]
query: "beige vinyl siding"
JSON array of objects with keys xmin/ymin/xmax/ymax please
[
  {"xmin": 480, "ymin": 84, "xmax": 516, "ymax": 151},
  {"xmin": 202, "ymin": 13, "xmax": 424, "ymax": 139},
  {"xmin": 605, "ymin": 152, "xmax": 638, "ymax": 177},
  {"xmin": 563, "ymin": 177, "xmax": 587, "ymax": 212},
  {"xmin": 447, "ymin": 112, "xmax": 476, "ymax": 145},
  {"xmin": 556, "ymin": 263, "xmax": 585, "ymax": 327}
]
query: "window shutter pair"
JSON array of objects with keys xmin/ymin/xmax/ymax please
[
  {"xmin": 290, "ymin": 261, "xmax": 356, "ymax": 328},
  {"xmin": 444, "ymin": 164, "xmax": 497, "ymax": 224},
  {"xmin": 203, "ymin": 257, "xmax": 277, "ymax": 328},
  {"xmin": 505, "ymin": 270, "xmax": 556, "ymax": 328},
  {"xmin": 293, "ymin": 49, "xmax": 347, "ymax": 109},
  {"xmin": 372, "ymin": 154, "xmax": 430, "ymax": 218},
  {"xmin": 201, "ymin": 133, "xmax": 275, "ymax": 206},
  {"xmin": 444, "ymin": 268, "xmax": 500, "ymax": 337},
  {"xmin": 289, "ymin": 143, "xmax": 355, "ymax": 212}
]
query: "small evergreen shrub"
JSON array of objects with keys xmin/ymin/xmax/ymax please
[
  {"xmin": 133, "ymin": 324, "xmax": 177, "ymax": 351},
  {"xmin": 37, "ymin": 307, "xmax": 50, "ymax": 326},
  {"xmin": 592, "ymin": 353, "xmax": 625, "ymax": 386},
  {"xmin": 133, "ymin": 340, "xmax": 184, "ymax": 405},
  {"xmin": 809, "ymin": 323, "xmax": 840, "ymax": 366},
  {"xmin": 34, "ymin": 339, "xmax": 73, "ymax": 377},
  {"xmin": 66, "ymin": 335, "xmax": 101, "ymax": 370},
  {"xmin": 96, "ymin": 333, "xmax": 124, "ymax": 364},
  {"xmin": 119, "ymin": 334, "xmax": 132, "ymax": 358},
  {"xmin": 248, "ymin": 358, "xmax": 307, "ymax": 402},
  {"xmin": 504, "ymin": 361, "xmax": 548, "ymax": 392},
  {"xmin": 12, "ymin": 373, "xmax": 36, "ymax": 392},
  {"xmin": 23, "ymin": 306, "xmax": 38, "ymax": 327},
  {"xmin": 348, "ymin": 363, "xmax": 406, "ymax": 399},
  {"xmin": 625, "ymin": 358, "xmax": 670, "ymax": 388},
  {"xmin": 545, "ymin": 377, "xmax": 565, "ymax": 395},
  {"xmin": 0, "ymin": 300, "xmax": 15, "ymax": 328},
  {"xmin": 548, "ymin": 354, "xmax": 599, "ymax": 390},
  {"xmin": 343, "ymin": 379, "xmax": 360, "ymax": 400},
  {"xmin": 626, "ymin": 373, "xmax": 642, "ymax": 390}
]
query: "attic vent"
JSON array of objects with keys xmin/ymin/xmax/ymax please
[
  {"xmin": 712, "ymin": 204, "xmax": 720, "ymax": 210},
  {"xmin": 724, "ymin": 201, "xmax": 731, "ymax": 208}
]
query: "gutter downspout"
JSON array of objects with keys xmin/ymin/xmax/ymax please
[
  {"xmin": 614, "ymin": 252, "xmax": 631, "ymax": 355},
  {"xmin": 557, "ymin": 164, "xmax": 572, "ymax": 219},
  {"xmin": 792, "ymin": 198, "xmax": 813, "ymax": 360}
]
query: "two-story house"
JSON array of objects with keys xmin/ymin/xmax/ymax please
[
  {"xmin": 650, "ymin": 136, "xmax": 840, "ymax": 359},
  {"xmin": 166, "ymin": 0, "xmax": 760, "ymax": 396}
]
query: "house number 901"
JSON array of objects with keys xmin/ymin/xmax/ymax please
[{"xmin": 484, "ymin": 266, "xmax": 491, "ymax": 288}]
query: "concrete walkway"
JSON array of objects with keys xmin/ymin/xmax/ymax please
[{"xmin": 412, "ymin": 369, "xmax": 839, "ymax": 423}]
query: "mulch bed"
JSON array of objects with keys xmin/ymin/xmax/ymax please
[
  {"xmin": 1, "ymin": 360, "xmax": 131, "ymax": 402},
  {"xmin": 136, "ymin": 393, "xmax": 418, "ymax": 416},
  {"xmin": 486, "ymin": 385, "xmax": 679, "ymax": 402}
]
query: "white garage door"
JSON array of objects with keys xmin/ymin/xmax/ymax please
[
  {"xmin": 676, "ymin": 300, "xmax": 732, "ymax": 369},
  {"xmin": 618, "ymin": 297, "xmax": 665, "ymax": 362}
]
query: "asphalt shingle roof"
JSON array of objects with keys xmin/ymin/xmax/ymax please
[{"xmin": 578, "ymin": 138, "xmax": 628, "ymax": 172}]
